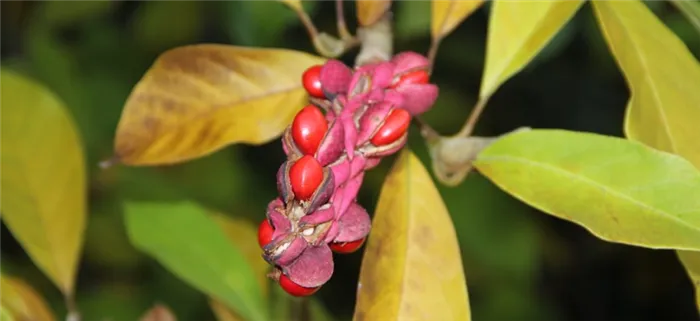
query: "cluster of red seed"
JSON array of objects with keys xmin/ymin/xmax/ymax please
[{"xmin": 256, "ymin": 52, "xmax": 438, "ymax": 296}]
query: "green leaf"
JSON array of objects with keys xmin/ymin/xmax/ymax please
[
  {"xmin": 678, "ymin": 251, "xmax": 700, "ymax": 312},
  {"xmin": 473, "ymin": 129, "xmax": 700, "ymax": 251},
  {"xmin": 592, "ymin": 0, "xmax": 700, "ymax": 169},
  {"xmin": 124, "ymin": 201, "xmax": 267, "ymax": 321},
  {"xmin": 353, "ymin": 149, "xmax": 471, "ymax": 321},
  {"xmin": 0, "ymin": 69, "xmax": 87, "ymax": 297},
  {"xmin": 480, "ymin": 0, "xmax": 584, "ymax": 99}
]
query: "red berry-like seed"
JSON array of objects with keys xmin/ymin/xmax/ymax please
[
  {"xmin": 330, "ymin": 238, "xmax": 366, "ymax": 254},
  {"xmin": 289, "ymin": 155, "xmax": 324, "ymax": 201},
  {"xmin": 292, "ymin": 105, "xmax": 328, "ymax": 155},
  {"xmin": 389, "ymin": 70, "xmax": 430, "ymax": 89},
  {"xmin": 279, "ymin": 273, "xmax": 320, "ymax": 297},
  {"xmin": 370, "ymin": 108, "xmax": 411, "ymax": 147},
  {"xmin": 302, "ymin": 65, "xmax": 325, "ymax": 98},
  {"xmin": 257, "ymin": 219, "xmax": 274, "ymax": 248}
]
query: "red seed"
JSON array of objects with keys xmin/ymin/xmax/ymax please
[
  {"xmin": 289, "ymin": 155, "xmax": 324, "ymax": 201},
  {"xmin": 302, "ymin": 65, "xmax": 325, "ymax": 99},
  {"xmin": 291, "ymin": 105, "xmax": 328, "ymax": 155},
  {"xmin": 330, "ymin": 238, "xmax": 366, "ymax": 254},
  {"xmin": 279, "ymin": 273, "xmax": 320, "ymax": 297},
  {"xmin": 257, "ymin": 219, "xmax": 274, "ymax": 248},
  {"xmin": 370, "ymin": 108, "xmax": 411, "ymax": 146},
  {"xmin": 389, "ymin": 70, "xmax": 430, "ymax": 89}
]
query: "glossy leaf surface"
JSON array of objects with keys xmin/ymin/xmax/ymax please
[
  {"xmin": 474, "ymin": 129, "xmax": 700, "ymax": 250},
  {"xmin": 480, "ymin": 0, "xmax": 583, "ymax": 99},
  {"xmin": 0, "ymin": 69, "xmax": 87, "ymax": 296},
  {"xmin": 113, "ymin": 45, "xmax": 326, "ymax": 165},
  {"xmin": 125, "ymin": 201, "xmax": 267, "ymax": 321},
  {"xmin": 593, "ymin": 0, "xmax": 700, "ymax": 173},
  {"xmin": 353, "ymin": 150, "xmax": 470, "ymax": 321}
]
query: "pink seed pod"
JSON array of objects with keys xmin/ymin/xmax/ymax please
[
  {"xmin": 263, "ymin": 234, "xmax": 308, "ymax": 266},
  {"xmin": 385, "ymin": 83, "xmax": 439, "ymax": 116},
  {"xmin": 266, "ymin": 198, "xmax": 291, "ymax": 240},
  {"xmin": 356, "ymin": 101, "xmax": 396, "ymax": 146},
  {"xmin": 314, "ymin": 118, "xmax": 345, "ymax": 167},
  {"xmin": 276, "ymin": 159, "xmax": 335, "ymax": 213},
  {"xmin": 319, "ymin": 60, "xmax": 353, "ymax": 98},
  {"xmin": 332, "ymin": 202, "xmax": 371, "ymax": 244},
  {"xmin": 359, "ymin": 131, "xmax": 409, "ymax": 158},
  {"xmin": 282, "ymin": 244, "xmax": 334, "ymax": 288},
  {"xmin": 390, "ymin": 51, "xmax": 431, "ymax": 76}
]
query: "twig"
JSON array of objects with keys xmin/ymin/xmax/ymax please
[
  {"xmin": 455, "ymin": 96, "xmax": 490, "ymax": 138},
  {"xmin": 65, "ymin": 294, "xmax": 81, "ymax": 321},
  {"xmin": 354, "ymin": 12, "xmax": 393, "ymax": 67},
  {"xmin": 336, "ymin": 0, "xmax": 353, "ymax": 40}
]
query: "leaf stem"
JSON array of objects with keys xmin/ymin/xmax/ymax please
[
  {"xmin": 456, "ymin": 96, "xmax": 490, "ymax": 138},
  {"xmin": 64, "ymin": 294, "xmax": 80, "ymax": 321},
  {"xmin": 336, "ymin": 0, "xmax": 353, "ymax": 41},
  {"xmin": 427, "ymin": 37, "xmax": 442, "ymax": 73}
]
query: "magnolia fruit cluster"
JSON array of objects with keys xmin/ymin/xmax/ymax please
[{"xmin": 257, "ymin": 52, "xmax": 439, "ymax": 296}]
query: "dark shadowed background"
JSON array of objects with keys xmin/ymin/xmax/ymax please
[{"xmin": 2, "ymin": 1, "xmax": 700, "ymax": 320}]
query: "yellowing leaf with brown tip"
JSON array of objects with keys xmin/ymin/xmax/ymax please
[
  {"xmin": 114, "ymin": 44, "xmax": 326, "ymax": 165},
  {"xmin": 480, "ymin": 0, "xmax": 583, "ymax": 99},
  {"xmin": 592, "ymin": 0, "xmax": 700, "ymax": 174},
  {"xmin": 1, "ymin": 274, "xmax": 57, "ymax": 321},
  {"xmin": 678, "ymin": 251, "xmax": 700, "ymax": 311},
  {"xmin": 357, "ymin": 0, "xmax": 392, "ymax": 27},
  {"xmin": 0, "ymin": 69, "xmax": 87, "ymax": 297},
  {"xmin": 353, "ymin": 150, "xmax": 470, "ymax": 321},
  {"xmin": 139, "ymin": 304, "xmax": 178, "ymax": 321},
  {"xmin": 431, "ymin": 0, "xmax": 484, "ymax": 41}
]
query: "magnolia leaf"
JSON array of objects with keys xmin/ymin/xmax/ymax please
[
  {"xmin": 0, "ymin": 69, "xmax": 87, "ymax": 297},
  {"xmin": 209, "ymin": 214, "xmax": 271, "ymax": 320},
  {"xmin": 431, "ymin": 0, "xmax": 485, "ymax": 41},
  {"xmin": 139, "ymin": 304, "xmax": 177, "ymax": 321},
  {"xmin": 125, "ymin": 201, "xmax": 267, "ymax": 321},
  {"xmin": 678, "ymin": 251, "xmax": 700, "ymax": 312},
  {"xmin": 669, "ymin": 0, "xmax": 700, "ymax": 36},
  {"xmin": 113, "ymin": 44, "xmax": 326, "ymax": 165},
  {"xmin": 592, "ymin": 0, "xmax": 700, "ymax": 172},
  {"xmin": 474, "ymin": 129, "xmax": 700, "ymax": 251},
  {"xmin": 480, "ymin": 0, "xmax": 583, "ymax": 99},
  {"xmin": 353, "ymin": 149, "xmax": 470, "ymax": 321},
  {"xmin": 357, "ymin": 0, "xmax": 392, "ymax": 27},
  {"xmin": 0, "ymin": 275, "xmax": 57, "ymax": 321}
]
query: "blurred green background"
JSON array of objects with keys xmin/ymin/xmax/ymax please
[{"xmin": 2, "ymin": 1, "xmax": 700, "ymax": 320}]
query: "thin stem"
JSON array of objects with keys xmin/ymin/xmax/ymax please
[
  {"xmin": 296, "ymin": 8, "xmax": 320, "ymax": 45},
  {"xmin": 336, "ymin": 0, "xmax": 353, "ymax": 40},
  {"xmin": 64, "ymin": 294, "xmax": 80, "ymax": 321},
  {"xmin": 413, "ymin": 116, "xmax": 440, "ymax": 143},
  {"xmin": 426, "ymin": 37, "xmax": 441, "ymax": 73},
  {"xmin": 456, "ymin": 96, "xmax": 490, "ymax": 138}
]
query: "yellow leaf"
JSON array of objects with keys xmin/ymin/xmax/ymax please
[
  {"xmin": 353, "ymin": 149, "xmax": 470, "ymax": 321},
  {"xmin": 278, "ymin": 0, "xmax": 302, "ymax": 12},
  {"xmin": 211, "ymin": 214, "xmax": 269, "ymax": 298},
  {"xmin": 139, "ymin": 304, "xmax": 178, "ymax": 321},
  {"xmin": 678, "ymin": 251, "xmax": 700, "ymax": 312},
  {"xmin": 113, "ymin": 44, "xmax": 326, "ymax": 165},
  {"xmin": 592, "ymin": 0, "xmax": 700, "ymax": 171},
  {"xmin": 0, "ymin": 69, "xmax": 87, "ymax": 297},
  {"xmin": 209, "ymin": 299, "xmax": 245, "ymax": 321},
  {"xmin": 357, "ymin": 0, "xmax": 392, "ymax": 27},
  {"xmin": 1, "ymin": 274, "xmax": 57, "ymax": 321},
  {"xmin": 480, "ymin": 0, "xmax": 583, "ymax": 99},
  {"xmin": 431, "ymin": 0, "xmax": 484, "ymax": 41}
]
